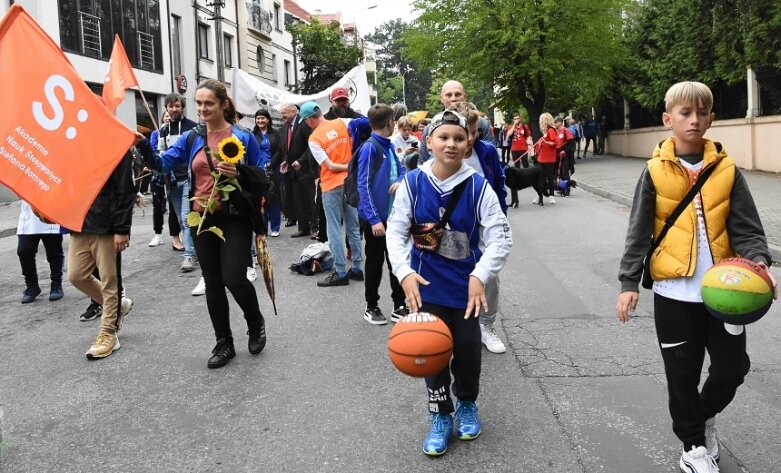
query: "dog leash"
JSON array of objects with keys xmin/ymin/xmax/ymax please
[{"xmin": 509, "ymin": 137, "xmax": 544, "ymax": 166}]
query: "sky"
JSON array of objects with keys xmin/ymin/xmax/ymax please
[{"xmin": 295, "ymin": 0, "xmax": 418, "ymax": 37}]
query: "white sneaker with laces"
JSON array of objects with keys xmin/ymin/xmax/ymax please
[
  {"xmin": 704, "ymin": 417, "xmax": 720, "ymax": 461},
  {"xmin": 680, "ymin": 446, "xmax": 719, "ymax": 473},
  {"xmin": 148, "ymin": 234, "xmax": 164, "ymax": 247},
  {"xmin": 548, "ymin": 196, "xmax": 557, "ymax": 205},
  {"xmin": 480, "ymin": 323, "xmax": 507, "ymax": 354},
  {"xmin": 532, "ymin": 196, "xmax": 540, "ymax": 204},
  {"xmin": 270, "ymin": 231, "xmax": 280, "ymax": 237},
  {"xmin": 192, "ymin": 277, "xmax": 206, "ymax": 296},
  {"xmin": 247, "ymin": 267, "xmax": 258, "ymax": 282}
]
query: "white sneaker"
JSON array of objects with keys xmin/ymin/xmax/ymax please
[
  {"xmin": 192, "ymin": 277, "xmax": 206, "ymax": 296},
  {"xmin": 680, "ymin": 446, "xmax": 719, "ymax": 473},
  {"xmin": 480, "ymin": 323, "xmax": 507, "ymax": 354},
  {"xmin": 270, "ymin": 231, "xmax": 280, "ymax": 237},
  {"xmin": 532, "ymin": 196, "xmax": 540, "ymax": 204},
  {"xmin": 148, "ymin": 234, "xmax": 163, "ymax": 247},
  {"xmin": 247, "ymin": 267, "xmax": 258, "ymax": 282},
  {"xmin": 120, "ymin": 297, "xmax": 134, "ymax": 316},
  {"xmin": 548, "ymin": 196, "xmax": 557, "ymax": 205},
  {"xmin": 704, "ymin": 417, "xmax": 720, "ymax": 461}
]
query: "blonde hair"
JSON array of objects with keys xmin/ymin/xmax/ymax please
[
  {"xmin": 539, "ymin": 112, "xmax": 555, "ymax": 132},
  {"xmin": 447, "ymin": 101, "xmax": 480, "ymax": 125},
  {"xmin": 664, "ymin": 81, "xmax": 713, "ymax": 112},
  {"xmin": 396, "ymin": 116, "xmax": 414, "ymax": 129}
]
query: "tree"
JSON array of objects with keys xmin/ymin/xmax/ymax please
[
  {"xmin": 404, "ymin": 0, "xmax": 628, "ymax": 137},
  {"xmin": 288, "ymin": 19, "xmax": 363, "ymax": 94},
  {"xmin": 365, "ymin": 19, "xmax": 433, "ymax": 110},
  {"xmin": 622, "ymin": 0, "xmax": 781, "ymax": 110}
]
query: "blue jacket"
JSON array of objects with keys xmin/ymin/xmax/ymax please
[
  {"xmin": 473, "ymin": 139, "xmax": 508, "ymax": 215},
  {"xmin": 357, "ymin": 133, "xmax": 406, "ymax": 225}
]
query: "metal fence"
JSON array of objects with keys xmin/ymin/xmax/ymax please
[{"xmin": 758, "ymin": 68, "xmax": 781, "ymax": 117}]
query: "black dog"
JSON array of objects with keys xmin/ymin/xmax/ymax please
[
  {"xmin": 504, "ymin": 166, "xmax": 545, "ymax": 206},
  {"xmin": 556, "ymin": 179, "xmax": 578, "ymax": 197}
]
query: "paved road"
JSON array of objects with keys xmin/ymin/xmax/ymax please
[{"xmin": 0, "ymin": 178, "xmax": 780, "ymax": 472}]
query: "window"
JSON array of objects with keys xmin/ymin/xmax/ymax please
[
  {"xmin": 198, "ymin": 23, "xmax": 210, "ymax": 59},
  {"xmin": 171, "ymin": 14, "xmax": 182, "ymax": 76},
  {"xmin": 57, "ymin": 0, "xmax": 163, "ymax": 72},
  {"xmin": 223, "ymin": 34, "xmax": 233, "ymax": 68},
  {"xmin": 273, "ymin": 2, "xmax": 281, "ymax": 30},
  {"xmin": 256, "ymin": 45, "xmax": 265, "ymax": 72},
  {"xmin": 283, "ymin": 59, "xmax": 291, "ymax": 86},
  {"xmin": 272, "ymin": 53, "xmax": 277, "ymax": 82}
]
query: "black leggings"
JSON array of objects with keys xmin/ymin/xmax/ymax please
[
  {"xmin": 421, "ymin": 303, "xmax": 481, "ymax": 414},
  {"xmin": 541, "ymin": 162, "xmax": 556, "ymax": 196},
  {"xmin": 193, "ymin": 212, "xmax": 264, "ymax": 341},
  {"xmin": 654, "ymin": 294, "xmax": 750, "ymax": 450}
]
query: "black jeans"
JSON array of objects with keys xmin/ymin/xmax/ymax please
[
  {"xmin": 361, "ymin": 220, "xmax": 404, "ymax": 308},
  {"xmin": 193, "ymin": 212, "xmax": 264, "ymax": 340},
  {"xmin": 654, "ymin": 293, "xmax": 750, "ymax": 450},
  {"xmin": 293, "ymin": 176, "xmax": 318, "ymax": 233},
  {"xmin": 17, "ymin": 234, "xmax": 64, "ymax": 287},
  {"xmin": 283, "ymin": 171, "xmax": 297, "ymax": 223},
  {"xmin": 541, "ymin": 162, "xmax": 556, "ymax": 196},
  {"xmin": 583, "ymin": 135, "xmax": 597, "ymax": 156},
  {"xmin": 422, "ymin": 303, "xmax": 481, "ymax": 414}
]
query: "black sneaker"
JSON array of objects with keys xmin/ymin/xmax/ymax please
[
  {"xmin": 317, "ymin": 272, "xmax": 350, "ymax": 287},
  {"xmin": 247, "ymin": 324, "xmax": 267, "ymax": 355},
  {"xmin": 391, "ymin": 305, "xmax": 410, "ymax": 323},
  {"xmin": 207, "ymin": 337, "xmax": 236, "ymax": 369},
  {"xmin": 21, "ymin": 286, "xmax": 41, "ymax": 304},
  {"xmin": 349, "ymin": 269, "xmax": 364, "ymax": 281},
  {"xmin": 364, "ymin": 306, "xmax": 388, "ymax": 325},
  {"xmin": 80, "ymin": 302, "xmax": 102, "ymax": 321}
]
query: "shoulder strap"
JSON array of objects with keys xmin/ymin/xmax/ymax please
[
  {"xmin": 645, "ymin": 163, "xmax": 718, "ymax": 258},
  {"xmin": 435, "ymin": 178, "xmax": 470, "ymax": 230}
]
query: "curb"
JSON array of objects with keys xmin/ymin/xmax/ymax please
[{"xmin": 579, "ymin": 180, "xmax": 781, "ymax": 266}]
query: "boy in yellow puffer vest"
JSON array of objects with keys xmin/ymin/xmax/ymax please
[{"xmin": 616, "ymin": 81, "xmax": 777, "ymax": 473}]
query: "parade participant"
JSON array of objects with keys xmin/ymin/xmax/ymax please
[
  {"xmin": 507, "ymin": 113, "xmax": 532, "ymax": 207},
  {"xmin": 357, "ymin": 104, "xmax": 407, "ymax": 325},
  {"xmin": 386, "ymin": 110, "xmax": 512, "ymax": 457},
  {"xmin": 253, "ymin": 109, "xmax": 283, "ymax": 237},
  {"xmin": 69, "ymin": 140, "xmax": 137, "ymax": 359},
  {"xmin": 536, "ymin": 113, "xmax": 558, "ymax": 205},
  {"xmin": 147, "ymin": 110, "xmax": 182, "ymax": 249},
  {"xmin": 448, "ymin": 101, "xmax": 508, "ymax": 353},
  {"xmin": 418, "ymin": 81, "xmax": 492, "ymax": 164},
  {"xmin": 139, "ymin": 79, "xmax": 268, "ymax": 369},
  {"xmin": 616, "ymin": 81, "xmax": 776, "ymax": 473},
  {"xmin": 582, "ymin": 113, "xmax": 598, "ymax": 159},
  {"xmin": 279, "ymin": 103, "xmax": 299, "ymax": 228},
  {"xmin": 554, "ymin": 116, "xmax": 575, "ymax": 189},
  {"xmin": 390, "ymin": 115, "xmax": 420, "ymax": 170},
  {"xmin": 16, "ymin": 201, "xmax": 65, "ymax": 303},
  {"xmin": 301, "ymin": 101, "xmax": 363, "ymax": 287},
  {"xmin": 282, "ymin": 103, "xmax": 319, "ymax": 238},
  {"xmin": 324, "ymin": 87, "xmax": 362, "ymax": 119}
]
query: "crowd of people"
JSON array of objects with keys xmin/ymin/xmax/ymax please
[{"xmin": 13, "ymin": 76, "xmax": 777, "ymax": 472}]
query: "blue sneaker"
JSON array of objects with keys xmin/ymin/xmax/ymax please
[
  {"xmin": 422, "ymin": 413, "xmax": 453, "ymax": 456},
  {"xmin": 455, "ymin": 400, "xmax": 481, "ymax": 440}
]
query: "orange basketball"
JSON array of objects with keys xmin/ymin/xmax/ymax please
[{"xmin": 388, "ymin": 312, "xmax": 453, "ymax": 377}]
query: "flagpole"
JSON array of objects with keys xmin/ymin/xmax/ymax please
[{"xmin": 136, "ymin": 87, "xmax": 159, "ymax": 131}]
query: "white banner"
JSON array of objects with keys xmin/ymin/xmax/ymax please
[{"xmin": 231, "ymin": 65, "xmax": 371, "ymax": 117}]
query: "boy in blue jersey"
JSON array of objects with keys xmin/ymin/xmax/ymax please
[{"xmin": 387, "ymin": 111, "xmax": 513, "ymax": 456}]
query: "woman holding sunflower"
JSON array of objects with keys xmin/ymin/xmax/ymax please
[{"xmin": 139, "ymin": 79, "xmax": 268, "ymax": 369}]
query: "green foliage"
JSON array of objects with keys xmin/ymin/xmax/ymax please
[
  {"xmin": 623, "ymin": 0, "xmax": 781, "ymax": 110},
  {"xmin": 365, "ymin": 19, "xmax": 433, "ymax": 110},
  {"xmin": 404, "ymin": 0, "xmax": 628, "ymax": 136},
  {"xmin": 288, "ymin": 19, "xmax": 364, "ymax": 94}
]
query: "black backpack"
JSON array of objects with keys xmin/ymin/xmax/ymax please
[{"xmin": 344, "ymin": 136, "xmax": 384, "ymax": 208}]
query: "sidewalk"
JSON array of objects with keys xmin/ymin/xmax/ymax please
[{"xmin": 573, "ymin": 153, "xmax": 781, "ymax": 263}]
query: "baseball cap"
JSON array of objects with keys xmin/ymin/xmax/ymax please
[
  {"xmin": 299, "ymin": 101, "xmax": 322, "ymax": 120},
  {"xmin": 428, "ymin": 110, "xmax": 468, "ymax": 134},
  {"xmin": 330, "ymin": 87, "xmax": 349, "ymax": 100}
]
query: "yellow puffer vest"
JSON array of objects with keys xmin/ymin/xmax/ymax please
[{"xmin": 647, "ymin": 138, "xmax": 735, "ymax": 279}]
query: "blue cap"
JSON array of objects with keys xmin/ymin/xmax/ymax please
[{"xmin": 299, "ymin": 101, "xmax": 322, "ymax": 120}]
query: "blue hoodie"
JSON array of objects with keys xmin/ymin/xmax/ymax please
[
  {"xmin": 357, "ymin": 133, "xmax": 406, "ymax": 225},
  {"xmin": 473, "ymin": 139, "xmax": 508, "ymax": 215}
]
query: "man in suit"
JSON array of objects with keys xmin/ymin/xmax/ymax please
[
  {"xmin": 280, "ymin": 103, "xmax": 318, "ymax": 238},
  {"xmin": 279, "ymin": 103, "xmax": 299, "ymax": 229}
]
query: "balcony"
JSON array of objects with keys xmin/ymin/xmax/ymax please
[
  {"xmin": 79, "ymin": 11, "xmax": 102, "ymax": 57},
  {"xmin": 138, "ymin": 31, "xmax": 155, "ymax": 70},
  {"xmin": 246, "ymin": 1, "xmax": 273, "ymax": 37}
]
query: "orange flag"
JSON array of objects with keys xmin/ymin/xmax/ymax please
[
  {"xmin": 102, "ymin": 35, "xmax": 139, "ymax": 113},
  {"xmin": 0, "ymin": 6, "xmax": 136, "ymax": 231}
]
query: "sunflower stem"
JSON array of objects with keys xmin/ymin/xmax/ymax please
[{"xmin": 196, "ymin": 172, "xmax": 224, "ymax": 237}]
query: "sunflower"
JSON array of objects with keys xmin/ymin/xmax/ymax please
[{"xmin": 217, "ymin": 136, "xmax": 245, "ymax": 164}]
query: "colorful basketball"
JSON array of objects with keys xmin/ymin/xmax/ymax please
[
  {"xmin": 388, "ymin": 312, "xmax": 453, "ymax": 377},
  {"xmin": 701, "ymin": 257, "xmax": 774, "ymax": 325}
]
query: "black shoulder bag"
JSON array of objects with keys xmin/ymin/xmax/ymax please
[
  {"xmin": 641, "ymin": 164, "xmax": 717, "ymax": 289},
  {"xmin": 411, "ymin": 178, "xmax": 469, "ymax": 252}
]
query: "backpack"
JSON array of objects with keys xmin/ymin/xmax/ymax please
[
  {"xmin": 344, "ymin": 136, "xmax": 384, "ymax": 208},
  {"xmin": 568, "ymin": 124, "xmax": 579, "ymax": 141}
]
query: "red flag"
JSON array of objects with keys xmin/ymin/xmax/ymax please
[
  {"xmin": 102, "ymin": 35, "xmax": 139, "ymax": 113},
  {"xmin": 0, "ymin": 6, "xmax": 136, "ymax": 231}
]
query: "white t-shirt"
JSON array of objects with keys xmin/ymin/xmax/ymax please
[
  {"xmin": 653, "ymin": 160, "xmax": 713, "ymax": 302},
  {"xmin": 464, "ymin": 149, "xmax": 484, "ymax": 176}
]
